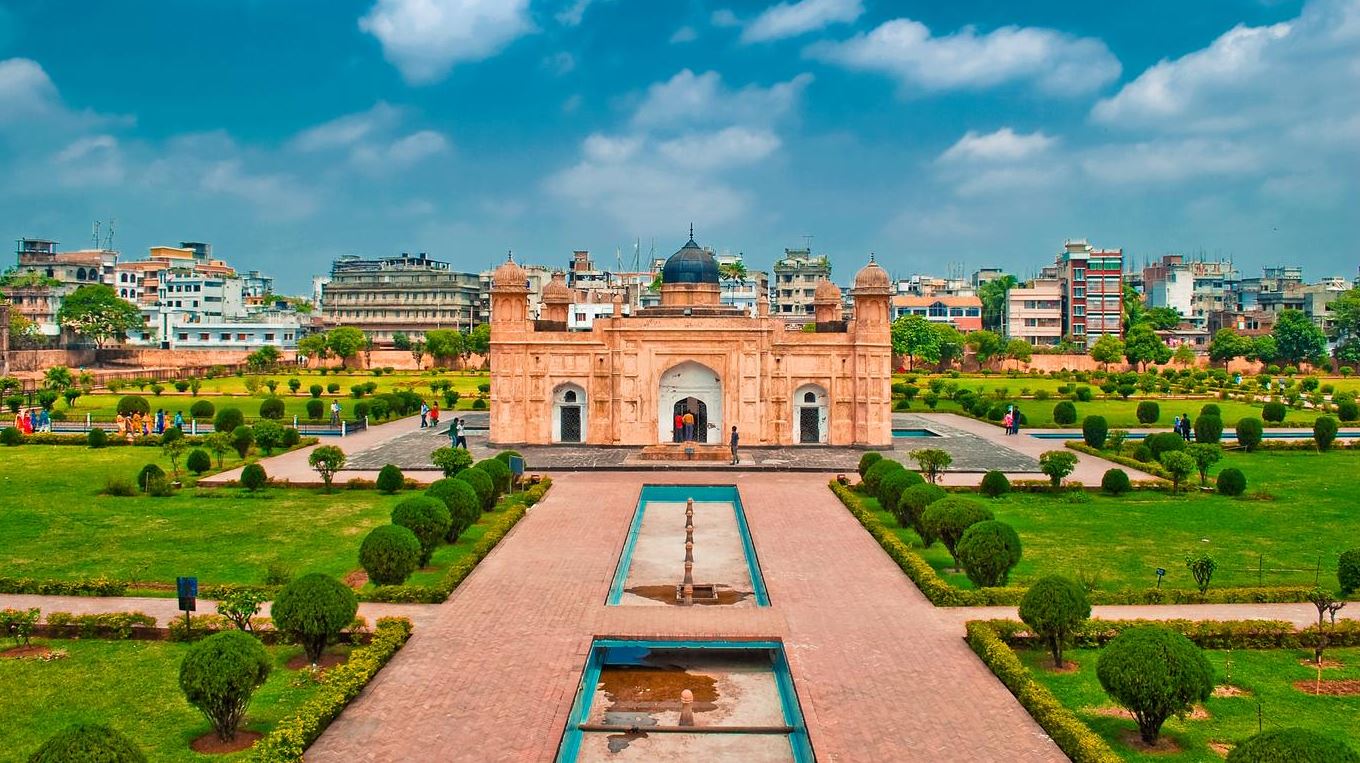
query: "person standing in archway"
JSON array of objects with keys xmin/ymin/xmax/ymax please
[
  {"xmin": 683, "ymin": 410, "xmax": 695, "ymax": 441},
  {"xmin": 729, "ymin": 425, "xmax": 739, "ymax": 465},
  {"xmin": 673, "ymin": 411, "xmax": 683, "ymax": 443}
]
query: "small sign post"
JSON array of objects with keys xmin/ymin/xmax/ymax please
[
  {"xmin": 1155, "ymin": 568, "xmax": 1166, "ymax": 589},
  {"xmin": 176, "ymin": 576, "xmax": 198, "ymax": 633},
  {"xmin": 508, "ymin": 456, "xmax": 524, "ymax": 494}
]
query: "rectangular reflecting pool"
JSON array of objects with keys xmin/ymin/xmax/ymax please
[
  {"xmin": 892, "ymin": 428, "xmax": 939, "ymax": 438},
  {"xmin": 556, "ymin": 639, "xmax": 814, "ymax": 763},
  {"xmin": 609, "ymin": 485, "xmax": 768, "ymax": 607}
]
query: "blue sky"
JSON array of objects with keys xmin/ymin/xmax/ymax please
[{"xmin": 1, "ymin": 0, "xmax": 1356, "ymax": 292}]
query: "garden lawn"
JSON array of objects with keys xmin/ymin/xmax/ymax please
[
  {"xmin": 868, "ymin": 449, "xmax": 1360, "ymax": 594},
  {"xmin": 901, "ymin": 395, "xmax": 1320, "ymax": 429},
  {"xmin": 0, "ymin": 638, "xmax": 327, "ymax": 762},
  {"xmin": 1021, "ymin": 645, "xmax": 1360, "ymax": 760},
  {"xmin": 0, "ymin": 446, "xmax": 402, "ymax": 587}
]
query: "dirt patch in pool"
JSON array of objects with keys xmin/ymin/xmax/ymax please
[
  {"xmin": 599, "ymin": 666, "xmax": 719, "ymax": 714},
  {"xmin": 190, "ymin": 730, "xmax": 262, "ymax": 754},
  {"xmin": 1293, "ymin": 679, "xmax": 1360, "ymax": 696},
  {"xmin": 623, "ymin": 584, "xmax": 751, "ymax": 606}
]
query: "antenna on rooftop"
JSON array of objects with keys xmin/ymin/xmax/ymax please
[
  {"xmin": 92, "ymin": 221, "xmax": 100, "ymax": 249},
  {"xmin": 803, "ymin": 234, "xmax": 813, "ymax": 250},
  {"xmin": 105, "ymin": 219, "xmax": 116, "ymax": 251}
]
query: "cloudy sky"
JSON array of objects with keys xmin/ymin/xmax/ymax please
[{"xmin": 1, "ymin": 0, "xmax": 1357, "ymax": 292}]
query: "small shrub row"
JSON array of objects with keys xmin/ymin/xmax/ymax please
[
  {"xmin": 977, "ymin": 617, "xmax": 1360, "ymax": 651},
  {"xmin": 42, "ymin": 611, "xmax": 157, "ymax": 639},
  {"xmin": 0, "ymin": 576, "xmax": 129, "ymax": 597},
  {"xmin": 1065, "ymin": 442, "xmax": 1172, "ymax": 480}
]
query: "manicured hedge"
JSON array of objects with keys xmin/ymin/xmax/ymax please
[{"xmin": 975, "ymin": 617, "xmax": 1360, "ymax": 651}]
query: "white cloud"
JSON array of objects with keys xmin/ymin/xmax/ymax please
[
  {"xmin": 0, "ymin": 57, "xmax": 128, "ymax": 133},
  {"xmin": 352, "ymin": 130, "xmax": 450, "ymax": 169},
  {"xmin": 359, "ymin": 0, "xmax": 534, "ymax": 84},
  {"xmin": 291, "ymin": 102, "xmax": 403, "ymax": 152},
  {"xmin": 807, "ymin": 18, "xmax": 1120, "ymax": 95},
  {"xmin": 939, "ymin": 128, "xmax": 1055, "ymax": 163},
  {"xmin": 1081, "ymin": 138, "xmax": 1263, "ymax": 184},
  {"xmin": 291, "ymin": 103, "xmax": 451, "ymax": 173},
  {"xmin": 201, "ymin": 159, "xmax": 318, "ymax": 220},
  {"xmin": 711, "ymin": 9, "xmax": 740, "ymax": 28},
  {"xmin": 582, "ymin": 133, "xmax": 642, "ymax": 163},
  {"xmin": 670, "ymin": 25, "xmax": 697, "ymax": 44},
  {"xmin": 631, "ymin": 69, "xmax": 813, "ymax": 129},
  {"xmin": 555, "ymin": 0, "xmax": 594, "ymax": 26},
  {"xmin": 53, "ymin": 134, "xmax": 125, "ymax": 187},
  {"xmin": 545, "ymin": 155, "xmax": 750, "ymax": 230},
  {"xmin": 741, "ymin": 0, "xmax": 863, "ymax": 44},
  {"xmin": 657, "ymin": 127, "xmax": 781, "ymax": 170}
]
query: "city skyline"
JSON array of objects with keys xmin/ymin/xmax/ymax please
[{"xmin": 2, "ymin": 0, "xmax": 1357, "ymax": 292}]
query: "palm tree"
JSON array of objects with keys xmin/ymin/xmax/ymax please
[{"xmin": 718, "ymin": 261, "xmax": 748, "ymax": 282}]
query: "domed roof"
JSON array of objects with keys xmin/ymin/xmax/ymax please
[
  {"xmin": 491, "ymin": 254, "xmax": 527, "ymax": 290},
  {"xmin": 661, "ymin": 235, "xmax": 719, "ymax": 285},
  {"xmin": 542, "ymin": 271, "xmax": 571, "ymax": 303},
  {"xmin": 813, "ymin": 278, "xmax": 842, "ymax": 302},
  {"xmin": 852, "ymin": 255, "xmax": 891, "ymax": 292}
]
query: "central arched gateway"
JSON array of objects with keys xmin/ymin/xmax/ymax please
[
  {"xmin": 552, "ymin": 383, "xmax": 587, "ymax": 443},
  {"xmin": 657, "ymin": 361, "xmax": 722, "ymax": 444}
]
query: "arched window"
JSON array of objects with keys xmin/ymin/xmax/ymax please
[
  {"xmin": 564, "ymin": 390, "xmax": 577, "ymax": 403},
  {"xmin": 803, "ymin": 391, "xmax": 816, "ymax": 404},
  {"xmin": 76, "ymin": 268, "xmax": 86, "ymax": 280}
]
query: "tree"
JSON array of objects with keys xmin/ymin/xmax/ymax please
[
  {"xmin": 43, "ymin": 366, "xmax": 73, "ymax": 390},
  {"xmin": 309, "ymin": 445, "xmax": 347, "ymax": 490},
  {"xmin": 465, "ymin": 323, "xmax": 491, "ymax": 362},
  {"xmin": 1330, "ymin": 287, "xmax": 1360, "ymax": 365},
  {"xmin": 178, "ymin": 630, "xmax": 271, "ymax": 742},
  {"xmin": 1121, "ymin": 283, "xmax": 1145, "ymax": 334},
  {"xmin": 326, "ymin": 326, "xmax": 366, "ymax": 367},
  {"xmin": 1088, "ymin": 335, "xmax": 1125, "ymax": 369},
  {"xmin": 718, "ymin": 260, "xmax": 748, "ymax": 281},
  {"xmin": 965, "ymin": 330, "xmax": 1005, "ymax": 368},
  {"xmin": 56, "ymin": 284, "xmax": 143, "ymax": 347},
  {"xmin": 1160, "ymin": 450, "xmax": 1195, "ymax": 493},
  {"xmin": 1144, "ymin": 307, "xmax": 1184, "ymax": 331},
  {"xmin": 410, "ymin": 339, "xmax": 426, "ymax": 368},
  {"xmin": 270, "ymin": 573, "xmax": 358, "ymax": 665},
  {"xmin": 1096, "ymin": 627, "xmax": 1213, "ymax": 746},
  {"xmin": 1339, "ymin": 548, "xmax": 1360, "ymax": 596},
  {"xmin": 252, "ymin": 420, "xmax": 284, "ymax": 454},
  {"xmin": 215, "ymin": 588, "xmax": 268, "ymax": 632},
  {"xmin": 230, "ymin": 425, "xmax": 253, "ymax": 459},
  {"xmin": 1227, "ymin": 728, "xmax": 1360, "ymax": 763},
  {"xmin": 1019, "ymin": 576, "xmax": 1090, "ymax": 668},
  {"xmin": 162, "ymin": 438, "xmax": 187, "ymax": 477},
  {"xmin": 1305, "ymin": 586, "xmax": 1348, "ymax": 666},
  {"xmin": 297, "ymin": 332, "xmax": 328, "ymax": 363},
  {"xmin": 376, "ymin": 464, "xmax": 405, "ymax": 494},
  {"xmin": 359, "ymin": 525, "xmax": 421, "ymax": 585},
  {"xmin": 427, "ymin": 478, "xmax": 482, "ymax": 542},
  {"xmin": 890, "ymin": 315, "xmax": 940, "ymax": 370},
  {"xmin": 391, "ymin": 496, "xmax": 452, "ymax": 566},
  {"xmin": 1124, "ymin": 324, "xmax": 1172, "ymax": 370},
  {"xmin": 1082, "ymin": 415, "xmax": 1108, "ymax": 449},
  {"xmin": 956, "ymin": 520, "xmax": 1022, "ymax": 587},
  {"xmin": 1185, "ymin": 551, "xmax": 1217, "ymax": 594},
  {"xmin": 909, "ymin": 448, "xmax": 952, "ymax": 484},
  {"xmin": 1235, "ymin": 417, "xmax": 1263, "ymax": 451},
  {"xmin": 27, "ymin": 724, "xmax": 147, "ymax": 763},
  {"xmin": 977, "ymin": 274, "xmax": 1018, "ymax": 332},
  {"xmin": 1208, "ymin": 328, "xmax": 1250, "ymax": 366},
  {"xmin": 204, "ymin": 432, "xmax": 231, "ymax": 469},
  {"xmin": 7, "ymin": 309, "xmax": 41, "ymax": 347},
  {"xmin": 1172, "ymin": 343, "xmax": 1195, "ymax": 367},
  {"xmin": 432, "ymin": 446, "xmax": 473, "ymax": 476},
  {"xmin": 245, "ymin": 344, "xmax": 280, "ymax": 372},
  {"xmin": 1314, "ymin": 415, "xmax": 1339, "ymax": 451},
  {"xmin": 932, "ymin": 323, "xmax": 966, "ymax": 369},
  {"xmin": 425, "ymin": 329, "xmax": 463, "ymax": 363},
  {"xmin": 1272, "ymin": 308, "xmax": 1327, "ymax": 366},
  {"xmin": 1249, "ymin": 334, "xmax": 1277, "ymax": 363},
  {"xmin": 921, "ymin": 496, "xmax": 993, "ymax": 568},
  {"xmin": 1038, "ymin": 450, "xmax": 1079, "ymax": 490},
  {"xmin": 1003, "ymin": 338, "xmax": 1032, "ymax": 366},
  {"xmin": 1185, "ymin": 443, "xmax": 1222, "ymax": 487}
]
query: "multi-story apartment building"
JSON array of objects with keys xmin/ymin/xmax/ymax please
[
  {"xmin": 1003, "ymin": 277, "xmax": 1064, "ymax": 346},
  {"xmin": 891, "ymin": 295, "xmax": 983, "ymax": 332},
  {"xmin": 323, "ymin": 253, "xmax": 482, "ymax": 343},
  {"xmin": 4, "ymin": 238, "xmax": 119, "ymax": 335},
  {"xmin": 772, "ymin": 247, "xmax": 831, "ymax": 319},
  {"xmin": 1142, "ymin": 254, "xmax": 1238, "ymax": 331},
  {"xmin": 1053, "ymin": 239, "xmax": 1123, "ymax": 349}
]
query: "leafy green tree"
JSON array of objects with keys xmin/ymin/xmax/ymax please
[
  {"xmin": 432, "ymin": 446, "xmax": 473, "ymax": 476},
  {"xmin": 1185, "ymin": 443, "xmax": 1222, "ymax": 487},
  {"xmin": 1004, "ymin": 338, "xmax": 1032, "ymax": 365},
  {"xmin": 1330, "ymin": 287, "xmax": 1360, "ymax": 365},
  {"xmin": 1097, "ymin": 627, "xmax": 1213, "ymax": 745},
  {"xmin": 890, "ymin": 315, "xmax": 940, "ymax": 370},
  {"xmin": 1144, "ymin": 306, "xmax": 1184, "ymax": 330},
  {"xmin": 56, "ymin": 284, "xmax": 143, "ymax": 347},
  {"xmin": 215, "ymin": 588, "xmax": 268, "ymax": 632},
  {"xmin": 1172, "ymin": 343, "xmax": 1195, "ymax": 366},
  {"xmin": 203, "ymin": 432, "xmax": 231, "ymax": 469},
  {"xmin": 28, "ymin": 724, "xmax": 147, "ymax": 763},
  {"xmin": 1271, "ymin": 309, "xmax": 1327, "ymax": 366},
  {"xmin": 1208, "ymin": 328, "xmax": 1251, "ymax": 366},
  {"xmin": 718, "ymin": 260, "xmax": 748, "ymax": 281},
  {"xmin": 1124, "ymin": 324, "xmax": 1172, "ymax": 370},
  {"xmin": 359, "ymin": 524, "xmax": 421, "ymax": 585},
  {"xmin": 309, "ymin": 445, "xmax": 347, "ymax": 490},
  {"xmin": 1249, "ymin": 334, "xmax": 1277, "ymax": 363},
  {"xmin": 179, "ymin": 630, "xmax": 271, "ymax": 742},
  {"xmin": 1038, "ymin": 450, "xmax": 1079, "ymax": 489},
  {"xmin": 965, "ymin": 330, "xmax": 1005, "ymax": 368},
  {"xmin": 1121, "ymin": 284, "xmax": 1145, "ymax": 333},
  {"xmin": 1160, "ymin": 450, "xmax": 1195, "ymax": 493},
  {"xmin": 425, "ymin": 329, "xmax": 464, "ymax": 363},
  {"xmin": 326, "ymin": 326, "xmax": 367, "ymax": 367},
  {"xmin": 909, "ymin": 448, "xmax": 952, "ymax": 484},
  {"xmin": 956, "ymin": 520, "xmax": 1022, "ymax": 587},
  {"xmin": 297, "ymin": 332, "xmax": 328, "ymax": 362},
  {"xmin": 933, "ymin": 323, "xmax": 965, "ymax": 368},
  {"xmin": 391, "ymin": 496, "xmax": 452, "ymax": 566},
  {"xmin": 270, "ymin": 573, "xmax": 357, "ymax": 665},
  {"xmin": 1019, "ymin": 576, "xmax": 1090, "ymax": 668},
  {"xmin": 43, "ymin": 365, "xmax": 73, "ymax": 390},
  {"xmin": 1088, "ymin": 334, "xmax": 1125, "ymax": 369},
  {"xmin": 465, "ymin": 323, "xmax": 491, "ymax": 360},
  {"xmin": 921, "ymin": 496, "xmax": 993, "ymax": 568},
  {"xmin": 976, "ymin": 274, "xmax": 1018, "ymax": 332}
]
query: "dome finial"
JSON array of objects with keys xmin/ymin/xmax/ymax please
[
  {"xmin": 688, "ymin": 222, "xmax": 695, "ymax": 242},
  {"xmin": 869, "ymin": 252, "xmax": 876, "ymax": 264},
  {"xmin": 506, "ymin": 249, "xmax": 514, "ymax": 263}
]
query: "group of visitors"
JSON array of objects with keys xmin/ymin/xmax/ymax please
[
  {"xmin": 114, "ymin": 409, "xmax": 173, "ymax": 439},
  {"xmin": 1001, "ymin": 405, "xmax": 1023, "ymax": 435},
  {"xmin": 418, "ymin": 401, "xmax": 442, "ymax": 429},
  {"xmin": 12, "ymin": 408, "xmax": 51, "ymax": 434},
  {"xmin": 672, "ymin": 411, "xmax": 699, "ymax": 442},
  {"xmin": 1172, "ymin": 413, "xmax": 1194, "ymax": 442}
]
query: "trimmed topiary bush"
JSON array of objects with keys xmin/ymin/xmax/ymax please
[
  {"xmin": 116, "ymin": 395, "xmax": 150, "ymax": 416},
  {"xmin": 189, "ymin": 399, "xmax": 215, "ymax": 420},
  {"xmin": 1235, "ymin": 417, "xmax": 1264, "ymax": 451},
  {"xmin": 1338, "ymin": 548, "xmax": 1360, "ymax": 596},
  {"xmin": 376, "ymin": 464, "xmax": 405, "ymax": 494},
  {"xmin": 391, "ymin": 496, "xmax": 452, "ymax": 566},
  {"xmin": 1338, "ymin": 399, "xmax": 1360, "ymax": 423},
  {"xmin": 1145, "ymin": 432, "xmax": 1185, "ymax": 460},
  {"xmin": 358, "ymin": 524, "xmax": 421, "ymax": 585},
  {"xmin": 258, "ymin": 397, "xmax": 286, "ymax": 420},
  {"xmin": 230, "ymin": 425, "xmax": 253, "ymax": 459},
  {"xmin": 0, "ymin": 426, "xmax": 20, "ymax": 446},
  {"xmin": 427, "ymin": 478, "xmax": 482, "ymax": 542},
  {"xmin": 431, "ymin": 446, "xmax": 473, "ymax": 477},
  {"xmin": 1096, "ymin": 626, "xmax": 1213, "ymax": 746},
  {"xmin": 281, "ymin": 426, "xmax": 300, "ymax": 448},
  {"xmin": 136, "ymin": 463, "xmax": 165, "ymax": 492},
  {"xmin": 471, "ymin": 398, "xmax": 487, "ymax": 410},
  {"xmin": 1199, "ymin": 403, "xmax": 1221, "ymax": 418},
  {"xmin": 857, "ymin": 451, "xmax": 883, "ymax": 478},
  {"xmin": 877, "ymin": 468, "xmax": 924, "ymax": 513},
  {"xmin": 921, "ymin": 496, "xmax": 994, "ymax": 567},
  {"xmin": 494, "ymin": 450, "xmax": 523, "ymax": 467},
  {"xmin": 1216, "ymin": 467, "xmax": 1247, "ymax": 497},
  {"xmin": 214, "ymin": 408, "xmax": 244, "ymax": 434},
  {"xmin": 251, "ymin": 420, "xmax": 284, "ymax": 455},
  {"xmin": 1136, "ymin": 401, "xmax": 1160, "ymax": 425},
  {"xmin": 1019, "ymin": 575, "xmax": 1090, "ymax": 668},
  {"xmin": 270, "ymin": 573, "xmax": 358, "ymax": 665},
  {"xmin": 474, "ymin": 458, "xmax": 512, "ymax": 494},
  {"xmin": 979, "ymin": 470, "xmax": 1010, "ymax": 498},
  {"xmin": 455, "ymin": 467, "xmax": 495, "ymax": 511},
  {"xmin": 240, "ymin": 463, "xmax": 267, "ymax": 492},
  {"xmin": 1226, "ymin": 728, "xmax": 1360, "ymax": 762},
  {"xmin": 178, "ymin": 630, "xmax": 271, "ymax": 742},
  {"xmin": 1193, "ymin": 414, "xmax": 1223, "ymax": 444},
  {"xmin": 862, "ymin": 458, "xmax": 905, "ymax": 493},
  {"xmin": 305, "ymin": 399, "xmax": 324, "ymax": 420},
  {"xmin": 1262, "ymin": 401, "xmax": 1287, "ymax": 423},
  {"xmin": 28, "ymin": 724, "xmax": 147, "ymax": 763},
  {"xmin": 956, "ymin": 520, "xmax": 1022, "ymax": 588},
  {"xmin": 1082, "ymin": 415, "xmax": 1108, "ymax": 449},
  {"xmin": 1101, "ymin": 468, "xmax": 1131, "ymax": 496},
  {"xmin": 1314, "ymin": 415, "xmax": 1339, "ymax": 451},
  {"xmin": 186, "ymin": 449, "xmax": 212, "ymax": 475},
  {"xmin": 1052, "ymin": 401, "xmax": 1077, "ymax": 425},
  {"xmin": 896, "ymin": 483, "xmax": 946, "ymax": 540},
  {"xmin": 87, "ymin": 427, "xmax": 108, "ymax": 448}
]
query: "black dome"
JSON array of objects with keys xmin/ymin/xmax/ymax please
[{"xmin": 662, "ymin": 237, "xmax": 719, "ymax": 285}]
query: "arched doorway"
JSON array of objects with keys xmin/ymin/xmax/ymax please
[
  {"xmin": 553, "ymin": 383, "xmax": 587, "ymax": 443},
  {"xmin": 673, "ymin": 397, "xmax": 707, "ymax": 442},
  {"xmin": 658, "ymin": 361, "xmax": 721, "ymax": 444},
  {"xmin": 793, "ymin": 384, "xmax": 828, "ymax": 444}
]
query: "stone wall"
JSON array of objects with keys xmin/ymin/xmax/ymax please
[
  {"xmin": 299, "ymin": 350, "xmax": 488, "ymax": 371},
  {"xmin": 5, "ymin": 348, "xmax": 96, "ymax": 373},
  {"xmin": 897, "ymin": 352, "xmax": 1276, "ymax": 376}
]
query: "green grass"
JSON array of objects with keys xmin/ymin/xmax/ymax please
[
  {"xmin": 868, "ymin": 450, "xmax": 1360, "ymax": 593},
  {"xmin": 902, "ymin": 396, "xmax": 1320, "ymax": 429},
  {"xmin": 0, "ymin": 638, "xmax": 329, "ymax": 762},
  {"xmin": 1022, "ymin": 645, "xmax": 1360, "ymax": 761}
]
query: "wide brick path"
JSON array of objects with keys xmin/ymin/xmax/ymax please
[{"xmin": 305, "ymin": 472, "xmax": 1063, "ymax": 763}]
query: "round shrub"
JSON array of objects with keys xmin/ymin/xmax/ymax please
[
  {"xmin": 1235, "ymin": 417, "xmax": 1264, "ymax": 451},
  {"xmin": 186, "ymin": 449, "xmax": 212, "ymax": 475},
  {"xmin": 251, "ymin": 420, "xmax": 284, "ymax": 454},
  {"xmin": 214, "ymin": 407, "xmax": 244, "ymax": 434},
  {"xmin": 921, "ymin": 496, "xmax": 994, "ymax": 564},
  {"xmin": 896, "ymin": 483, "xmax": 946, "ymax": 539},
  {"xmin": 353, "ymin": 402, "xmax": 370, "ymax": 420},
  {"xmin": 1096, "ymin": 626, "xmax": 1213, "ymax": 745},
  {"xmin": 1338, "ymin": 399, "xmax": 1360, "ymax": 423},
  {"xmin": 1338, "ymin": 548, "xmax": 1360, "ymax": 596},
  {"xmin": 258, "ymin": 397, "xmax": 286, "ymax": 420},
  {"xmin": 862, "ymin": 458, "xmax": 905, "ymax": 493},
  {"xmin": 309, "ymin": 384, "xmax": 323, "ymax": 398},
  {"xmin": 1262, "ymin": 401, "xmax": 1287, "ymax": 423},
  {"xmin": 178, "ymin": 630, "xmax": 271, "ymax": 742},
  {"xmin": 391, "ymin": 496, "xmax": 452, "ymax": 566},
  {"xmin": 136, "ymin": 463, "xmax": 165, "ymax": 491},
  {"xmin": 1216, "ymin": 467, "xmax": 1247, "ymax": 497},
  {"xmin": 87, "ymin": 427, "xmax": 108, "ymax": 448},
  {"xmin": 877, "ymin": 468, "xmax": 924, "ymax": 513},
  {"xmin": 358, "ymin": 524, "xmax": 421, "ymax": 585},
  {"xmin": 305, "ymin": 399, "xmax": 324, "ymax": 420},
  {"xmin": 432, "ymin": 446, "xmax": 473, "ymax": 477},
  {"xmin": 326, "ymin": 382, "xmax": 340, "ymax": 394},
  {"xmin": 1101, "ymin": 468, "xmax": 1131, "ymax": 496},
  {"xmin": 270, "ymin": 573, "xmax": 358, "ymax": 665},
  {"xmin": 0, "ymin": 426, "xmax": 20, "ymax": 446},
  {"xmin": 471, "ymin": 398, "xmax": 487, "ymax": 410},
  {"xmin": 189, "ymin": 400, "xmax": 215, "ymax": 419},
  {"xmin": 28, "ymin": 724, "xmax": 147, "ymax": 763},
  {"xmin": 1227, "ymin": 728, "xmax": 1360, "ymax": 763},
  {"xmin": 1145, "ymin": 432, "xmax": 1185, "ymax": 460},
  {"xmin": 240, "ymin": 463, "xmax": 267, "ymax": 491},
  {"xmin": 427, "ymin": 478, "xmax": 482, "ymax": 541},
  {"xmin": 857, "ymin": 451, "xmax": 883, "ymax": 478},
  {"xmin": 230, "ymin": 425, "xmax": 254, "ymax": 459},
  {"xmin": 1052, "ymin": 400, "xmax": 1077, "ymax": 425},
  {"xmin": 1199, "ymin": 403, "xmax": 1221, "ymax": 418},
  {"xmin": 1194, "ymin": 414, "xmax": 1223, "ymax": 444},
  {"xmin": 1136, "ymin": 400, "xmax": 1161, "ymax": 425},
  {"xmin": 455, "ymin": 467, "xmax": 495, "ymax": 510},
  {"xmin": 376, "ymin": 464, "xmax": 405, "ymax": 494},
  {"xmin": 956, "ymin": 520, "xmax": 1022, "ymax": 588},
  {"xmin": 1132, "ymin": 444, "xmax": 1154, "ymax": 462},
  {"xmin": 116, "ymin": 395, "xmax": 150, "ymax": 416},
  {"xmin": 494, "ymin": 450, "xmax": 523, "ymax": 467},
  {"xmin": 1019, "ymin": 576, "xmax": 1090, "ymax": 668},
  {"xmin": 474, "ymin": 457, "xmax": 512, "ymax": 494},
  {"xmin": 281, "ymin": 426, "xmax": 300, "ymax": 448},
  {"xmin": 1314, "ymin": 415, "xmax": 1339, "ymax": 451},
  {"xmin": 1082, "ymin": 415, "xmax": 1108, "ymax": 449},
  {"xmin": 979, "ymin": 470, "xmax": 1010, "ymax": 498}
]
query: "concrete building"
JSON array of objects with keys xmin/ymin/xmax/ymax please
[
  {"xmin": 4, "ymin": 238, "xmax": 118, "ymax": 335},
  {"xmin": 489, "ymin": 236, "xmax": 891, "ymax": 447},
  {"xmin": 322, "ymin": 253, "xmax": 482, "ymax": 343},
  {"xmin": 1053, "ymin": 240, "xmax": 1123, "ymax": 349},
  {"xmin": 714, "ymin": 252, "xmax": 767, "ymax": 316},
  {"xmin": 1142, "ymin": 254, "xmax": 1238, "ymax": 331},
  {"xmin": 772, "ymin": 247, "xmax": 832, "ymax": 320},
  {"xmin": 1003, "ymin": 278, "xmax": 1064, "ymax": 346},
  {"xmin": 891, "ymin": 295, "xmax": 983, "ymax": 332}
]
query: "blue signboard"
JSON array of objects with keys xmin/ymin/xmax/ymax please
[
  {"xmin": 508, "ymin": 455, "xmax": 525, "ymax": 476},
  {"xmin": 177, "ymin": 576, "xmax": 198, "ymax": 612}
]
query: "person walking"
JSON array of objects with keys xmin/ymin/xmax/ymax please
[
  {"xmin": 330, "ymin": 399, "xmax": 341, "ymax": 425},
  {"xmin": 1010, "ymin": 407, "xmax": 1021, "ymax": 435},
  {"xmin": 673, "ymin": 412, "xmax": 683, "ymax": 443},
  {"xmin": 173, "ymin": 410, "xmax": 185, "ymax": 430},
  {"xmin": 456, "ymin": 418, "xmax": 467, "ymax": 449},
  {"xmin": 1002, "ymin": 409, "xmax": 1013, "ymax": 436},
  {"xmin": 448, "ymin": 417, "xmax": 459, "ymax": 447},
  {"xmin": 729, "ymin": 425, "xmax": 739, "ymax": 465},
  {"xmin": 155, "ymin": 409, "xmax": 166, "ymax": 434},
  {"xmin": 420, "ymin": 401, "xmax": 430, "ymax": 428},
  {"xmin": 38, "ymin": 408, "xmax": 50, "ymax": 433},
  {"xmin": 429, "ymin": 402, "xmax": 440, "ymax": 429},
  {"xmin": 682, "ymin": 410, "xmax": 695, "ymax": 441},
  {"xmin": 1181, "ymin": 413, "xmax": 1193, "ymax": 442}
]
